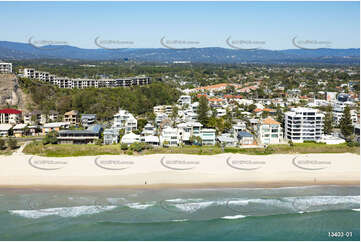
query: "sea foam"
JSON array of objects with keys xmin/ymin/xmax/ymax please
[{"xmin": 9, "ymin": 205, "xmax": 116, "ymax": 219}]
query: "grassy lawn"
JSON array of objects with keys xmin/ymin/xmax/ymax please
[
  {"xmin": 269, "ymin": 143, "xmax": 360, "ymax": 154},
  {"xmin": 0, "ymin": 140, "xmax": 24, "ymax": 156},
  {"xmin": 23, "ymin": 142, "xmax": 123, "ymax": 157},
  {"xmin": 23, "ymin": 141, "xmax": 360, "ymax": 157},
  {"xmin": 0, "ymin": 148, "xmax": 14, "ymax": 155}
]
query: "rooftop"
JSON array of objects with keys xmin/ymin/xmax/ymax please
[
  {"xmin": 0, "ymin": 108, "xmax": 22, "ymax": 114},
  {"xmin": 261, "ymin": 117, "xmax": 280, "ymax": 125}
]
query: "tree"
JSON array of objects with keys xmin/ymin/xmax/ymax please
[
  {"xmin": 197, "ymin": 96, "xmax": 209, "ymax": 126},
  {"xmin": 120, "ymin": 143, "xmax": 128, "ymax": 151},
  {"xmin": 42, "ymin": 131, "xmax": 58, "ymax": 145},
  {"xmin": 189, "ymin": 135, "xmax": 202, "ymax": 145},
  {"xmin": 137, "ymin": 118, "xmax": 147, "ymax": 132},
  {"xmin": 247, "ymin": 104, "xmax": 257, "ymax": 112},
  {"xmin": 7, "ymin": 138, "xmax": 18, "ymax": 150},
  {"xmin": 170, "ymin": 105, "xmax": 179, "ymax": 126},
  {"xmin": 118, "ymin": 129, "xmax": 125, "ymax": 141},
  {"xmin": 340, "ymin": 106, "xmax": 353, "ymax": 141},
  {"xmin": 276, "ymin": 107, "xmax": 284, "ymax": 129},
  {"xmin": 323, "ymin": 109, "xmax": 333, "ymax": 135},
  {"xmin": 0, "ymin": 139, "xmax": 5, "ymax": 150}
]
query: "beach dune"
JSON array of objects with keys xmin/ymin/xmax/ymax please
[{"xmin": 0, "ymin": 153, "xmax": 359, "ymax": 188}]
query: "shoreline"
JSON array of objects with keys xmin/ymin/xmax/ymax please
[
  {"xmin": 0, "ymin": 153, "xmax": 359, "ymax": 190},
  {"xmin": 0, "ymin": 181, "xmax": 359, "ymax": 191}
]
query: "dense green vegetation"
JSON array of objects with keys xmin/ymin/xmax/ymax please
[
  {"xmin": 19, "ymin": 78, "xmax": 181, "ymax": 120},
  {"xmin": 23, "ymin": 141, "xmax": 359, "ymax": 157}
]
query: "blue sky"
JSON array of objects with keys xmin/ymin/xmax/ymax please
[{"xmin": 0, "ymin": 1, "xmax": 359, "ymax": 49}]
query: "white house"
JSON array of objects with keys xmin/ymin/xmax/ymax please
[
  {"xmin": 121, "ymin": 132, "xmax": 140, "ymax": 145},
  {"xmin": 141, "ymin": 135, "xmax": 160, "ymax": 146},
  {"xmin": 177, "ymin": 121, "xmax": 203, "ymax": 144},
  {"xmin": 257, "ymin": 117, "xmax": 283, "ymax": 145},
  {"xmin": 217, "ymin": 133, "xmax": 238, "ymax": 147},
  {"xmin": 231, "ymin": 121, "xmax": 247, "ymax": 137},
  {"xmin": 200, "ymin": 128, "xmax": 216, "ymax": 146},
  {"xmin": 141, "ymin": 123, "xmax": 156, "ymax": 136},
  {"xmin": 178, "ymin": 95, "xmax": 192, "ymax": 106},
  {"xmin": 113, "ymin": 109, "xmax": 137, "ymax": 133},
  {"xmin": 155, "ymin": 113, "xmax": 168, "ymax": 127},
  {"xmin": 0, "ymin": 124, "xmax": 12, "ymax": 137},
  {"xmin": 216, "ymin": 108, "xmax": 227, "ymax": 117},
  {"xmin": 103, "ymin": 128, "xmax": 119, "ymax": 145},
  {"xmin": 160, "ymin": 126, "xmax": 180, "ymax": 146}
]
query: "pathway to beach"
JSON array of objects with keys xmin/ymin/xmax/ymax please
[{"xmin": 13, "ymin": 141, "xmax": 30, "ymax": 155}]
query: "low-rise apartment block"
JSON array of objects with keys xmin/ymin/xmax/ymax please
[
  {"xmin": 23, "ymin": 68, "xmax": 151, "ymax": 89},
  {"xmin": 63, "ymin": 110, "xmax": 80, "ymax": 125},
  {"xmin": 0, "ymin": 109, "xmax": 22, "ymax": 125},
  {"xmin": 58, "ymin": 125, "xmax": 103, "ymax": 144},
  {"xmin": 113, "ymin": 109, "xmax": 137, "ymax": 133},
  {"xmin": 0, "ymin": 62, "xmax": 12, "ymax": 73}
]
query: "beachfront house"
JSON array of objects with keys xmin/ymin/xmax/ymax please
[
  {"xmin": 140, "ymin": 135, "xmax": 160, "ymax": 146},
  {"xmin": 177, "ymin": 121, "xmax": 203, "ymax": 145},
  {"xmin": 121, "ymin": 132, "xmax": 140, "ymax": 145},
  {"xmin": 0, "ymin": 108, "xmax": 22, "ymax": 125},
  {"xmin": 200, "ymin": 128, "xmax": 216, "ymax": 146},
  {"xmin": 42, "ymin": 122, "xmax": 70, "ymax": 134},
  {"xmin": 63, "ymin": 110, "xmax": 80, "ymax": 125},
  {"xmin": 217, "ymin": 133, "xmax": 238, "ymax": 147},
  {"xmin": 13, "ymin": 124, "xmax": 28, "ymax": 137},
  {"xmin": 0, "ymin": 124, "xmax": 12, "ymax": 137},
  {"xmin": 141, "ymin": 123, "xmax": 156, "ymax": 136},
  {"xmin": 160, "ymin": 126, "xmax": 180, "ymax": 147},
  {"xmin": 231, "ymin": 121, "xmax": 247, "ymax": 137},
  {"xmin": 28, "ymin": 125, "xmax": 41, "ymax": 136},
  {"xmin": 113, "ymin": 109, "xmax": 137, "ymax": 133},
  {"xmin": 57, "ymin": 124, "xmax": 103, "ymax": 144},
  {"xmin": 23, "ymin": 111, "xmax": 45, "ymax": 125},
  {"xmin": 81, "ymin": 114, "xmax": 96, "ymax": 128},
  {"xmin": 103, "ymin": 128, "xmax": 119, "ymax": 145},
  {"xmin": 237, "ymin": 131, "xmax": 254, "ymax": 145},
  {"xmin": 257, "ymin": 117, "xmax": 283, "ymax": 145}
]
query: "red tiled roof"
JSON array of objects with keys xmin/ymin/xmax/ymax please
[
  {"xmin": 263, "ymin": 108, "xmax": 276, "ymax": 112},
  {"xmin": 0, "ymin": 108, "xmax": 22, "ymax": 114},
  {"xmin": 208, "ymin": 98, "xmax": 225, "ymax": 102},
  {"xmin": 262, "ymin": 117, "xmax": 280, "ymax": 125}
]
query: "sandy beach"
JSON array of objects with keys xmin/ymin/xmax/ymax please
[{"xmin": 0, "ymin": 153, "xmax": 359, "ymax": 189}]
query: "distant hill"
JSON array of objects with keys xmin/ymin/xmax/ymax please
[{"xmin": 0, "ymin": 41, "xmax": 359, "ymax": 64}]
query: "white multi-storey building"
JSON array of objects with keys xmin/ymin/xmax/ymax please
[
  {"xmin": 285, "ymin": 107, "xmax": 324, "ymax": 142},
  {"xmin": 0, "ymin": 62, "xmax": 12, "ymax": 73},
  {"xmin": 113, "ymin": 109, "xmax": 137, "ymax": 133},
  {"xmin": 332, "ymin": 102, "xmax": 358, "ymax": 125},
  {"xmin": 23, "ymin": 68, "xmax": 151, "ymax": 89}
]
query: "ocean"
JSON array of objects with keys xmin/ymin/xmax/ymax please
[{"xmin": 0, "ymin": 185, "xmax": 359, "ymax": 241}]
